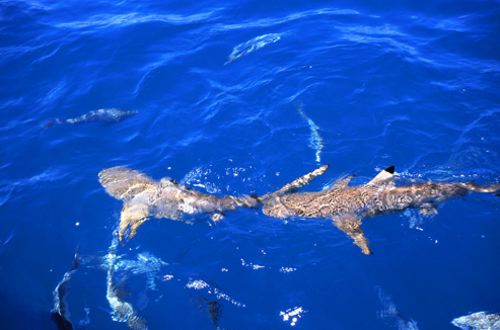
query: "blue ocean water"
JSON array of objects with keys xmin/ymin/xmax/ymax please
[{"xmin": 1, "ymin": 0, "xmax": 499, "ymax": 329}]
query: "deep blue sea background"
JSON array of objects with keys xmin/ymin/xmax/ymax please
[{"xmin": 1, "ymin": 0, "xmax": 499, "ymax": 329}]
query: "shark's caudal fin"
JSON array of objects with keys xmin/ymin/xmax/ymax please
[
  {"xmin": 461, "ymin": 183, "xmax": 500, "ymax": 194},
  {"xmin": 367, "ymin": 166, "xmax": 395, "ymax": 186},
  {"xmin": 261, "ymin": 165, "xmax": 329, "ymax": 200},
  {"xmin": 99, "ymin": 167, "xmax": 156, "ymax": 241}
]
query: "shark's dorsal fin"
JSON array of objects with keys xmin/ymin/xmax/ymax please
[
  {"xmin": 367, "ymin": 166, "xmax": 395, "ymax": 186},
  {"xmin": 332, "ymin": 215, "xmax": 372, "ymax": 255},
  {"xmin": 327, "ymin": 176, "xmax": 353, "ymax": 191}
]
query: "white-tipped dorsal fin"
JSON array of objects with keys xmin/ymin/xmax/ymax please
[
  {"xmin": 367, "ymin": 166, "xmax": 395, "ymax": 186},
  {"xmin": 327, "ymin": 176, "xmax": 353, "ymax": 191}
]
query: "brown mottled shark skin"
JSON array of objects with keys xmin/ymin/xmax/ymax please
[
  {"xmin": 98, "ymin": 165, "xmax": 329, "ymax": 241},
  {"xmin": 99, "ymin": 167, "xmax": 255, "ymax": 241},
  {"xmin": 260, "ymin": 166, "xmax": 500, "ymax": 255}
]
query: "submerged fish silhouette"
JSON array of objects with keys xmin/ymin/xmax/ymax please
[
  {"xmin": 452, "ymin": 311, "xmax": 500, "ymax": 330},
  {"xmin": 225, "ymin": 33, "xmax": 281, "ymax": 65},
  {"xmin": 51, "ymin": 250, "xmax": 80, "ymax": 330},
  {"xmin": 376, "ymin": 286, "xmax": 419, "ymax": 330},
  {"xmin": 44, "ymin": 108, "xmax": 137, "ymax": 128},
  {"xmin": 260, "ymin": 165, "xmax": 500, "ymax": 255}
]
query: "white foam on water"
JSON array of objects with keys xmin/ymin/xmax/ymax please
[
  {"xmin": 186, "ymin": 279, "xmax": 209, "ymax": 290},
  {"xmin": 186, "ymin": 279, "xmax": 246, "ymax": 307},
  {"xmin": 279, "ymin": 266, "xmax": 297, "ymax": 274},
  {"xmin": 240, "ymin": 258, "xmax": 265, "ymax": 270},
  {"xmin": 279, "ymin": 306, "xmax": 305, "ymax": 327},
  {"xmin": 182, "ymin": 166, "xmax": 221, "ymax": 194},
  {"xmin": 402, "ymin": 209, "xmax": 424, "ymax": 230},
  {"xmin": 163, "ymin": 274, "xmax": 174, "ymax": 281}
]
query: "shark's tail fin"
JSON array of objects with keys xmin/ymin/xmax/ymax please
[{"xmin": 461, "ymin": 183, "xmax": 500, "ymax": 194}]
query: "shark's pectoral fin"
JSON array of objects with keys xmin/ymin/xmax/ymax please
[
  {"xmin": 332, "ymin": 215, "xmax": 372, "ymax": 255},
  {"xmin": 367, "ymin": 166, "xmax": 395, "ymax": 187},
  {"xmin": 419, "ymin": 203, "xmax": 438, "ymax": 217},
  {"xmin": 119, "ymin": 203, "xmax": 150, "ymax": 241},
  {"xmin": 327, "ymin": 176, "xmax": 353, "ymax": 191},
  {"xmin": 267, "ymin": 165, "xmax": 329, "ymax": 197},
  {"xmin": 99, "ymin": 166, "xmax": 155, "ymax": 201}
]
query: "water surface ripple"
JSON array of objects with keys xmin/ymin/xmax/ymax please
[{"xmin": 1, "ymin": 0, "xmax": 499, "ymax": 329}]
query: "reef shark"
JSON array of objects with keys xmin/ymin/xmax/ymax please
[
  {"xmin": 51, "ymin": 250, "xmax": 80, "ymax": 330},
  {"xmin": 98, "ymin": 165, "xmax": 328, "ymax": 241},
  {"xmin": 259, "ymin": 165, "xmax": 500, "ymax": 255},
  {"xmin": 99, "ymin": 165, "xmax": 498, "ymax": 253},
  {"xmin": 44, "ymin": 108, "xmax": 137, "ymax": 128},
  {"xmin": 452, "ymin": 311, "xmax": 500, "ymax": 330}
]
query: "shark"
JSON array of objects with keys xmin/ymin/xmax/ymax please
[
  {"xmin": 51, "ymin": 250, "xmax": 80, "ymax": 330},
  {"xmin": 99, "ymin": 164, "xmax": 498, "ymax": 254},
  {"xmin": 44, "ymin": 108, "xmax": 137, "ymax": 128},
  {"xmin": 452, "ymin": 311, "xmax": 500, "ymax": 330},
  {"xmin": 259, "ymin": 165, "xmax": 500, "ymax": 255},
  {"xmin": 98, "ymin": 165, "xmax": 329, "ymax": 241}
]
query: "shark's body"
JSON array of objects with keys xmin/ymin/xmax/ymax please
[
  {"xmin": 99, "ymin": 167, "xmax": 259, "ymax": 240},
  {"xmin": 261, "ymin": 166, "xmax": 499, "ymax": 254},
  {"xmin": 45, "ymin": 108, "xmax": 137, "ymax": 128}
]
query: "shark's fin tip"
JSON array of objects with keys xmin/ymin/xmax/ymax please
[
  {"xmin": 368, "ymin": 166, "xmax": 395, "ymax": 186},
  {"xmin": 384, "ymin": 165, "xmax": 395, "ymax": 174}
]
